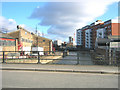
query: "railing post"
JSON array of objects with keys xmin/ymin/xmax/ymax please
[
  {"xmin": 76, "ymin": 52, "xmax": 79, "ymax": 65},
  {"xmin": 63, "ymin": 51, "xmax": 65, "ymax": 58},
  {"xmin": 2, "ymin": 51, "xmax": 5, "ymax": 63},
  {"xmin": 37, "ymin": 51, "xmax": 40, "ymax": 64}
]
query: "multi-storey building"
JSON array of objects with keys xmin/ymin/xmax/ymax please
[
  {"xmin": 96, "ymin": 28, "xmax": 106, "ymax": 38},
  {"xmin": 69, "ymin": 36, "xmax": 73, "ymax": 43},
  {"xmin": 85, "ymin": 29, "xmax": 92, "ymax": 48},
  {"xmin": 76, "ymin": 19, "xmax": 119, "ymax": 49},
  {"xmin": 77, "ymin": 29, "xmax": 83, "ymax": 46}
]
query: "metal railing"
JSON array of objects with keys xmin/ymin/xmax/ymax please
[
  {"xmin": 0, "ymin": 50, "xmax": 119, "ymax": 66},
  {"xmin": 90, "ymin": 50, "xmax": 120, "ymax": 66}
]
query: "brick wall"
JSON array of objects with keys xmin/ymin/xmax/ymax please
[
  {"xmin": 7, "ymin": 29, "xmax": 52, "ymax": 52},
  {"xmin": 7, "ymin": 30, "xmax": 19, "ymax": 39},
  {"xmin": 33, "ymin": 35, "xmax": 52, "ymax": 51},
  {"xmin": 112, "ymin": 23, "xmax": 119, "ymax": 36},
  {"xmin": 20, "ymin": 29, "xmax": 33, "ymax": 47}
]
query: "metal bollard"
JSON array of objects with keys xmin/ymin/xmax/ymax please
[
  {"xmin": 76, "ymin": 52, "xmax": 79, "ymax": 65},
  {"xmin": 63, "ymin": 51, "xmax": 65, "ymax": 58},
  {"xmin": 2, "ymin": 51, "xmax": 5, "ymax": 63},
  {"xmin": 37, "ymin": 51, "xmax": 40, "ymax": 64}
]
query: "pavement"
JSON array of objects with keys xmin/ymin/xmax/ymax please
[{"xmin": 1, "ymin": 63, "xmax": 119, "ymax": 74}]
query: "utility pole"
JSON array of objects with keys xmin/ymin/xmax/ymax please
[{"xmin": 35, "ymin": 25, "xmax": 38, "ymax": 35}]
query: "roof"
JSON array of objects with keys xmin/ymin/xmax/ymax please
[
  {"xmin": 33, "ymin": 34, "xmax": 52, "ymax": 41},
  {"xmin": 0, "ymin": 32, "xmax": 15, "ymax": 39},
  {"xmin": 7, "ymin": 30, "xmax": 19, "ymax": 34},
  {"xmin": 6, "ymin": 28, "xmax": 52, "ymax": 41}
]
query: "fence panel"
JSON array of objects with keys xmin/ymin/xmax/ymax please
[{"xmin": 1, "ymin": 50, "xmax": 119, "ymax": 66}]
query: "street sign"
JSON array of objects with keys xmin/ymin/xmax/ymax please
[{"xmin": 110, "ymin": 42, "xmax": 120, "ymax": 48}]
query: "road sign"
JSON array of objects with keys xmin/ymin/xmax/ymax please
[{"xmin": 110, "ymin": 42, "xmax": 120, "ymax": 48}]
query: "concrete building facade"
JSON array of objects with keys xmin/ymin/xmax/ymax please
[
  {"xmin": 77, "ymin": 29, "xmax": 83, "ymax": 46},
  {"xmin": 76, "ymin": 19, "xmax": 119, "ymax": 49},
  {"xmin": 96, "ymin": 28, "xmax": 106, "ymax": 39},
  {"xmin": 85, "ymin": 29, "xmax": 92, "ymax": 48}
]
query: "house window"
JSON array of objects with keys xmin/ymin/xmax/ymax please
[
  {"xmin": 25, "ymin": 39, "xmax": 27, "ymax": 42},
  {"xmin": 22, "ymin": 38, "xmax": 24, "ymax": 42},
  {"xmin": 3, "ymin": 40, "xmax": 5, "ymax": 46},
  {"xmin": 43, "ymin": 40, "xmax": 45, "ymax": 42},
  {"xmin": 25, "ymin": 32, "xmax": 27, "ymax": 35}
]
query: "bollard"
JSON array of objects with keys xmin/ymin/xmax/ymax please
[
  {"xmin": 63, "ymin": 51, "xmax": 65, "ymax": 58},
  {"xmin": 37, "ymin": 51, "xmax": 40, "ymax": 64},
  {"xmin": 2, "ymin": 51, "xmax": 5, "ymax": 63},
  {"xmin": 76, "ymin": 52, "xmax": 79, "ymax": 65}
]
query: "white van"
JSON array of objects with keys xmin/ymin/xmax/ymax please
[{"xmin": 31, "ymin": 47, "xmax": 44, "ymax": 56}]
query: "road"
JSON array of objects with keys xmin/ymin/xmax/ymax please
[
  {"xmin": 2, "ymin": 70, "xmax": 118, "ymax": 88},
  {"xmin": 53, "ymin": 51, "xmax": 93, "ymax": 65}
]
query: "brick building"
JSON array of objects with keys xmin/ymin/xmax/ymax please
[
  {"xmin": 32, "ymin": 34, "xmax": 52, "ymax": 52},
  {"xmin": 0, "ymin": 32, "xmax": 17, "ymax": 51},
  {"xmin": 7, "ymin": 28, "xmax": 33, "ymax": 51},
  {"xmin": 6, "ymin": 26, "xmax": 52, "ymax": 53}
]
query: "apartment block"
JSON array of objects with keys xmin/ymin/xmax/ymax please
[
  {"xmin": 76, "ymin": 19, "xmax": 119, "ymax": 49},
  {"xmin": 77, "ymin": 29, "xmax": 83, "ymax": 46},
  {"xmin": 85, "ymin": 29, "xmax": 92, "ymax": 48},
  {"xmin": 96, "ymin": 28, "xmax": 106, "ymax": 38}
]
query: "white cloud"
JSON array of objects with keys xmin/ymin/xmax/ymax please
[
  {"xmin": 0, "ymin": 16, "xmax": 38, "ymax": 35},
  {"xmin": 29, "ymin": 0, "xmax": 118, "ymax": 41},
  {"xmin": 19, "ymin": 24, "xmax": 38, "ymax": 33},
  {"xmin": 0, "ymin": 16, "xmax": 17, "ymax": 32},
  {"xmin": 112, "ymin": 16, "xmax": 120, "ymax": 23}
]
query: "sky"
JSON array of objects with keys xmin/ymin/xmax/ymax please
[{"xmin": 0, "ymin": 0, "xmax": 119, "ymax": 43}]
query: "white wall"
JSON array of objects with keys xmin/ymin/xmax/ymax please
[
  {"xmin": 85, "ymin": 29, "xmax": 92, "ymax": 48},
  {"xmin": 97, "ymin": 28, "xmax": 105, "ymax": 39},
  {"xmin": 54, "ymin": 40, "xmax": 62, "ymax": 46},
  {"xmin": 77, "ymin": 29, "xmax": 82, "ymax": 46},
  {"xmin": 23, "ymin": 47, "xmax": 31, "ymax": 55}
]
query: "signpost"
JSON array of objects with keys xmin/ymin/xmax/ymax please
[
  {"xmin": 110, "ymin": 42, "xmax": 120, "ymax": 65},
  {"xmin": 110, "ymin": 42, "xmax": 120, "ymax": 48}
]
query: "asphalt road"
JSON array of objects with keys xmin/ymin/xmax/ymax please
[{"xmin": 2, "ymin": 70, "xmax": 118, "ymax": 88}]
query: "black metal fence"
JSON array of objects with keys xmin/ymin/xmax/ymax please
[
  {"xmin": 0, "ymin": 50, "xmax": 119, "ymax": 66},
  {"xmin": 0, "ymin": 51, "xmax": 63, "ymax": 64},
  {"xmin": 90, "ymin": 50, "xmax": 120, "ymax": 66}
]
